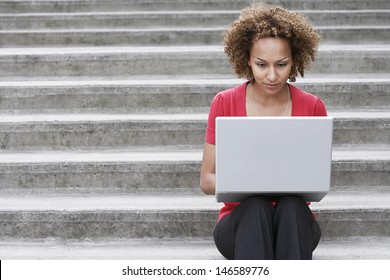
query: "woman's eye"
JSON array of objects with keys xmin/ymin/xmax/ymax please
[
  {"xmin": 278, "ymin": 63, "xmax": 287, "ymax": 67},
  {"xmin": 257, "ymin": 64, "xmax": 266, "ymax": 68}
]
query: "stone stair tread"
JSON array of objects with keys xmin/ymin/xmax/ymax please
[
  {"xmin": 0, "ymin": 76, "xmax": 389, "ymax": 86},
  {"xmin": 0, "ymin": 46, "xmax": 387, "ymax": 76},
  {"xmin": 0, "ymin": 191, "xmax": 388, "ymax": 212},
  {"xmin": 0, "ymin": 194, "xmax": 219, "ymax": 212},
  {"xmin": 0, "ymin": 110, "xmax": 389, "ymax": 122},
  {"xmin": 2, "ymin": 9, "xmax": 389, "ymax": 15},
  {"xmin": 0, "ymin": 113, "xmax": 207, "ymax": 122},
  {"xmin": 0, "ymin": 148, "xmax": 203, "ymax": 164},
  {"xmin": 330, "ymin": 148, "xmax": 390, "ymax": 161},
  {"xmin": 0, "ymin": 45, "xmax": 221, "ymax": 55},
  {"xmin": 1, "ymin": 27, "xmax": 389, "ymax": 46},
  {"xmin": 314, "ymin": 238, "xmax": 390, "ymax": 260},
  {"xmin": 0, "ymin": 27, "xmax": 229, "ymax": 33},
  {"xmin": 0, "ymin": 77, "xmax": 243, "ymax": 86},
  {"xmin": 1, "ymin": 73, "xmax": 389, "ymax": 81},
  {"xmin": 318, "ymin": 25, "xmax": 390, "ymax": 29},
  {"xmin": 0, "ymin": 44, "xmax": 389, "ymax": 55},
  {"xmin": 1, "ymin": 237, "xmax": 390, "ymax": 260},
  {"xmin": 1, "ymin": 0, "xmax": 389, "ymax": 13},
  {"xmin": 0, "ymin": 11, "xmax": 241, "ymax": 16},
  {"xmin": 0, "ymin": 9, "xmax": 390, "ymax": 20},
  {"xmin": 2, "ymin": 25, "xmax": 389, "ymax": 31},
  {"xmin": 327, "ymin": 111, "xmax": 390, "ymax": 118},
  {"xmin": 0, "ymin": 147, "xmax": 388, "ymax": 164},
  {"xmin": 0, "ymin": 10, "xmax": 388, "ymax": 29}
]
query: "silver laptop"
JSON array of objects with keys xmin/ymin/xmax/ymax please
[{"xmin": 215, "ymin": 117, "xmax": 333, "ymax": 202}]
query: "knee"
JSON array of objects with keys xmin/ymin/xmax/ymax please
[
  {"xmin": 241, "ymin": 196, "xmax": 273, "ymax": 212},
  {"xmin": 276, "ymin": 195, "xmax": 307, "ymax": 213}
]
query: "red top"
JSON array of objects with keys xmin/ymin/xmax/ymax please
[{"xmin": 205, "ymin": 82, "xmax": 328, "ymax": 221}]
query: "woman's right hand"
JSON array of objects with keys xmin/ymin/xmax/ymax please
[{"xmin": 200, "ymin": 142, "xmax": 216, "ymax": 195}]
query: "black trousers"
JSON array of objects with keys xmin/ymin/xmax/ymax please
[{"xmin": 213, "ymin": 195, "xmax": 321, "ymax": 260}]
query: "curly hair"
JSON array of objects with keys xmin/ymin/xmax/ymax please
[{"xmin": 223, "ymin": 4, "xmax": 320, "ymax": 82}]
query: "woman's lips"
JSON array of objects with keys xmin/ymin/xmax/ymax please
[{"xmin": 265, "ymin": 83, "xmax": 279, "ymax": 89}]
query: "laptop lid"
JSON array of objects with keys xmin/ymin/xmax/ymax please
[{"xmin": 215, "ymin": 117, "xmax": 333, "ymax": 202}]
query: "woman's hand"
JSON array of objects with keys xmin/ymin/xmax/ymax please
[{"xmin": 200, "ymin": 142, "xmax": 216, "ymax": 195}]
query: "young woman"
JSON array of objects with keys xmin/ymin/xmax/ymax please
[{"xmin": 200, "ymin": 4, "xmax": 326, "ymax": 260}]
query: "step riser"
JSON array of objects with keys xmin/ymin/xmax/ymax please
[
  {"xmin": 0, "ymin": 82, "xmax": 389, "ymax": 113},
  {"xmin": 0, "ymin": 30, "xmax": 224, "ymax": 47},
  {"xmin": 0, "ymin": 0, "xmax": 254, "ymax": 13},
  {"xmin": 0, "ymin": 121, "xmax": 206, "ymax": 149},
  {"xmin": 1, "ymin": 28, "xmax": 389, "ymax": 47},
  {"xmin": 1, "ymin": 12, "xmax": 388, "ymax": 29},
  {"xmin": 334, "ymin": 119, "xmax": 390, "ymax": 147},
  {"xmin": 0, "ymin": 119, "xmax": 388, "ymax": 149},
  {"xmin": 318, "ymin": 28, "xmax": 390, "ymax": 44},
  {"xmin": 317, "ymin": 210, "xmax": 390, "ymax": 240},
  {"xmin": 0, "ymin": 161, "xmax": 388, "ymax": 194},
  {"xmin": 0, "ymin": 210, "xmax": 388, "ymax": 239},
  {"xmin": 0, "ymin": 162, "xmax": 203, "ymax": 194},
  {"xmin": 0, "ymin": 0, "xmax": 388, "ymax": 13},
  {"xmin": 0, "ymin": 211, "xmax": 217, "ymax": 239},
  {"xmin": 1, "ymin": 50, "xmax": 388, "ymax": 77}
]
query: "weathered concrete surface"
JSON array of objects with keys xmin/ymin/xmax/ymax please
[
  {"xmin": 0, "ymin": 45, "xmax": 389, "ymax": 77},
  {"xmin": 0, "ymin": 0, "xmax": 388, "ymax": 260},
  {"xmin": 0, "ymin": 193, "xmax": 388, "ymax": 240},
  {"xmin": 1, "ymin": 237, "xmax": 390, "ymax": 260}
]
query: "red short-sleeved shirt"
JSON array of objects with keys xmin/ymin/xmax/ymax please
[{"xmin": 205, "ymin": 82, "xmax": 328, "ymax": 221}]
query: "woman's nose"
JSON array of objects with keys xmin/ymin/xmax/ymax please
[{"xmin": 266, "ymin": 67, "xmax": 277, "ymax": 81}]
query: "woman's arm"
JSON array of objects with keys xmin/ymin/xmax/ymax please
[{"xmin": 200, "ymin": 142, "xmax": 216, "ymax": 195}]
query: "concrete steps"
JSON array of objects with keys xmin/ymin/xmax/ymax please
[
  {"xmin": 0, "ymin": 192, "xmax": 389, "ymax": 240},
  {"xmin": 1, "ymin": 77, "xmax": 389, "ymax": 113},
  {"xmin": 0, "ymin": 148, "xmax": 388, "ymax": 195},
  {"xmin": 1, "ymin": 10, "xmax": 389, "ymax": 30},
  {"xmin": 1, "ymin": 0, "xmax": 388, "ymax": 13},
  {"xmin": 0, "ymin": 0, "xmax": 389, "ymax": 259},
  {"xmin": 0, "ymin": 111, "xmax": 389, "ymax": 150},
  {"xmin": 1, "ymin": 237, "xmax": 390, "ymax": 260},
  {"xmin": 1, "ymin": 2, "xmax": 388, "ymax": 46},
  {"xmin": 1, "ymin": 27, "xmax": 390, "ymax": 47},
  {"xmin": 0, "ymin": 45, "xmax": 389, "ymax": 77}
]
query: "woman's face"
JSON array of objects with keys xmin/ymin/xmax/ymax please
[{"xmin": 248, "ymin": 37, "xmax": 293, "ymax": 96}]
